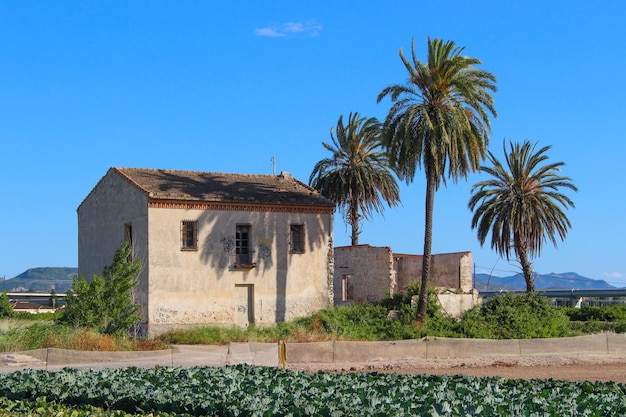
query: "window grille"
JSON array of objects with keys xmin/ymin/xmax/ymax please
[
  {"xmin": 181, "ymin": 220, "xmax": 198, "ymax": 250},
  {"xmin": 290, "ymin": 224, "xmax": 305, "ymax": 253},
  {"xmin": 235, "ymin": 225, "xmax": 251, "ymax": 264}
]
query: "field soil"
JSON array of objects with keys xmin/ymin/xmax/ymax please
[{"xmin": 286, "ymin": 354, "xmax": 626, "ymax": 383}]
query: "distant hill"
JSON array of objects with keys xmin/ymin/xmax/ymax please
[
  {"xmin": 475, "ymin": 272, "xmax": 614, "ymax": 292},
  {"xmin": 4, "ymin": 267, "xmax": 614, "ymax": 294},
  {"xmin": 4, "ymin": 267, "xmax": 77, "ymax": 293}
]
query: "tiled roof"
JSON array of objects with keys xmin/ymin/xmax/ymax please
[{"xmin": 113, "ymin": 167, "xmax": 335, "ymax": 207}]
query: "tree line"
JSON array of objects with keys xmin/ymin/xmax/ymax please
[{"xmin": 309, "ymin": 37, "xmax": 577, "ymax": 324}]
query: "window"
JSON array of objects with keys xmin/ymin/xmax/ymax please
[
  {"xmin": 342, "ymin": 274, "xmax": 354, "ymax": 301},
  {"xmin": 181, "ymin": 220, "xmax": 198, "ymax": 250},
  {"xmin": 235, "ymin": 225, "xmax": 251, "ymax": 264},
  {"xmin": 124, "ymin": 223, "xmax": 133, "ymax": 247},
  {"xmin": 124, "ymin": 223, "xmax": 134, "ymax": 261},
  {"xmin": 290, "ymin": 224, "xmax": 305, "ymax": 253}
]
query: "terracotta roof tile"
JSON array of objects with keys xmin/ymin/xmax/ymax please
[{"xmin": 113, "ymin": 167, "xmax": 334, "ymax": 207}]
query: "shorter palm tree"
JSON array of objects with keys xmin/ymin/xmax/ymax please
[
  {"xmin": 468, "ymin": 140, "xmax": 577, "ymax": 292},
  {"xmin": 309, "ymin": 112, "xmax": 401, "ymax": 245}
]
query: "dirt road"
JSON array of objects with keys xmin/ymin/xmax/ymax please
[{"xmin": 286, "ymin": 354, "xmax": 626, "ymax": 383}]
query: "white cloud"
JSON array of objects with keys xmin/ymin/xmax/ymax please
[
  {"xmin": 255, "ymin": 21, "xmax": 323, "ymax": 38},
  {"xmin": 283, "ymin": 22, "xmax": 304, "ymax": 33},
  {"xmin": 254, "ymin": 27, "xmax": 285, "ymax": 37},
  {"xmin": 604, "ymin": 271, "xmax": 626, "ymax": 279},
  {"xmin": 603, "ymin": 271, "xmax": 626, "ymax": 287}
]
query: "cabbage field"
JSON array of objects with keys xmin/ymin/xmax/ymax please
[{"xmin": 0, "ymin": 364, "xmax": 625, "ymax": 416}]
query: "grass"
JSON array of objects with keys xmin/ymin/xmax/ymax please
[
  {"xmin": 0, "ymin": 319, "xmax": 168, "ymax": 351},
  {"xmin": 2, "ymin": 292, "xmax": 625, "ymax": 351}
]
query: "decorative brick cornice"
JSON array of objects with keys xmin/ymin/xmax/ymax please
[{"xmin": 148, "ymin": 199, "xmax": 334, "ymax": 214}]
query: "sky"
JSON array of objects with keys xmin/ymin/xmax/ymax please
[{"xmin": 1, "ymin": 1, "xmax": 625, "ymax": 285}]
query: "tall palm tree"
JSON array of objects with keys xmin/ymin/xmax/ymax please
[
  {"xmin": 309, "ymin": 112, "xmax": 400, "ymax": 245},
  {"xmin": 468, "ymin": 140, "xmax": 577, "ymax": 292},
  {"xmin": 377, "ymin": 37, "xmax": 497, "ymax": 324}
]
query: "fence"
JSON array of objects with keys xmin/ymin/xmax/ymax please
[{"xmin": 1, "ymin": 334, "xmax": 625, "ymax": 372}]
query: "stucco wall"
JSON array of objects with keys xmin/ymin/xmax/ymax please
[
  {"xmin": 147, "ymin": 207, "xmax": 333, "ymax": 333},
  {"xmin": 77, "ymin": 169, "xmax": 150, "ymax": 322}
]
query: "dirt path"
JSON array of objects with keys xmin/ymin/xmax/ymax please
[{"xmin": 286, "ymin": 354, "xmax": 626, "ymax": 383}]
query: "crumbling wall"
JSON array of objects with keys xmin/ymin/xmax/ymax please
[
  {"xmin": 333, "ymin": 245, "xmax": 395, "ymax": 304},
  {"xmin": 334, "ymin": 246, "xmax": 473, "ymax": 304},
  {"xmin": 395, "ymin": 251, "xmax": 472, "ymax": 293}
]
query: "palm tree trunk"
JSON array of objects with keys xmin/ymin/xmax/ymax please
[
  {"xmin": 416, "ymin": 173, "xmax": 435, "ymax": 324},
  {"xmin": 515, "ymin": 235, "xmax": 536, "ymax": 292},
  {"xmin": 350, "ymin": 202, "xmax": 359, "ymax": 246}
]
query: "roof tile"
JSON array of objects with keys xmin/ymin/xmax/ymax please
[{"xmin": 113, "ymin": 167, "xmax": 334, "ymax": 207}]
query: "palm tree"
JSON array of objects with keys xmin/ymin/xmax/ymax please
[
  {"xmin": 377, "ymin": 37, "xmax": 497, "ymax": 324},
  {"xmin": 309, "ymin": 112, "xmax": 401, "ymax": 245},
  {"xmin": 468, "ymin": 140, "xmax": 577, "ymax": 292}
]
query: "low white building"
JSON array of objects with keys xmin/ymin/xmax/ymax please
[{"xmin": 78, "ymin": 167, "xmax": 335, "ymax": 336}]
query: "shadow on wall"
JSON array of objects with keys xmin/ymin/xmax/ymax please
[{"xmin": 197, "ymin": 207, "xmax": 331, "ymax": 323}]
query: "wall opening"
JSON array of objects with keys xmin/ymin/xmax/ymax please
[
  {"xmin": 235, "ymin": 284, "xmax": 254, "ymax": 326},
  {"xmin": 342, "ymin": 275, "xmax": 354, "ymax": 302}
]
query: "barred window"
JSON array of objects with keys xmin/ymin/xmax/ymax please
[
  {"xmin": 290, "ymin": 224, "xmax": 305, "ymax": 253},
  {"xmin": 235, "ymin": 225, "xmax": 251, "ymax": 264},
  {"xmin": 181, "ymin": 220, "xmax": 198, "ymax": 250}
]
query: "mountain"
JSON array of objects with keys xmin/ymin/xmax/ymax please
[
  {"xmin": 474, "ymin": 272, "xmax": 614, "ymax": 292},
  {"xmin": 3, "ymin": 267, "xmax": 77, "ymax": 293},
  {"xmin": 4, "ymin": 267, "xmax": 614, "ymax": 294}
]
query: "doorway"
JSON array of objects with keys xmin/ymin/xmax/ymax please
[{"xmin": 234, "ymin": 284, "xmax": 254, "ymax": 326}]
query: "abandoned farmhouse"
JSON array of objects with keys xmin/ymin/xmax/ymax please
[{"xmin": 78, "ymin": 167, "xmax": 473, "ymax": 336}]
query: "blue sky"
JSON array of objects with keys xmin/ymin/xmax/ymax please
[{"xmin": 1, "ymin": 1, "xmax": 625, "ymax": 285}]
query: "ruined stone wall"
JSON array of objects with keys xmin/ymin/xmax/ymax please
[
  {"xmin": 333, "ymin": 245, "xmax": 395, "ymax": 304},
  {"xmin": 334, "ymin": 246, "xmax": 473, "ymax": 304},
  {"xmin": 394, "ymin": 251, "xmax": 472, "ymax": 293}
]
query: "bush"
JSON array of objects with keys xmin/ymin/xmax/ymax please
[
  {"xmin": 459, "ymin": 292, "xmax": 572, "ymax": 339},
  {"xmin": 0, "ymin": 292, "xmax": 14, "ymax": 318},
  {"xmin": 59, "ymin": 242, "xmax": 142, "ymax": 335},
  {"xmin": 564, "ymin": 304, "xmax": 626, "ymax": 322},
  {"xmin": 379, "ymin": 282, "xmax": 460, "ymax": 337},
  {"xmin": 564, "ymin": 305, "xmax": 626, "ymax": 334},
  {"xmin": 301, "ymin": 303, "xmax": 416, "ymax": 340}
]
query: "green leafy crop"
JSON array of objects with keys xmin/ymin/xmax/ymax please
[{"xmin": 0, "ymin": 365, "xmax": 624, "ymax": 416}]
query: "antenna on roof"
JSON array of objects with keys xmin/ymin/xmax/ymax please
[{"xmin": 271, "ymin": 156, "xmax": 276, "ymax": 176}]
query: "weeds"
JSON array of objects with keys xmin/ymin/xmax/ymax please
[
  {"xmin": 0, "ymin": 320, "xmax": 168, "ymax": 351},
  {"xmin": 1, "ymin": 290, "xmax": 624, "ymax": 351}
]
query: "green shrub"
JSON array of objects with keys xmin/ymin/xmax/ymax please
[
  {"xmin": 307, "ymin": 303, "xmax": 419, "ymax": 340},
  {"xmin": 379, "ymin": 282, "xmax": 461, "ymax": 337},
  {"xmin": 59, "ymin": 242, "xmax": 142, "ymax": 335},
  {"xmin": 0, "ymin": 292, "xmax": 14, "ymax": 318},
  {"xmin": 564, "ymin": 304, "xmax": 626, "ymax": 334},
  {"xmin": 564, "ymin": 305, "xmax": 626, "ymax": 322},
  {"xmin": 459, "ymin": 292, "xmax": 572, "ymax": 339}
]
